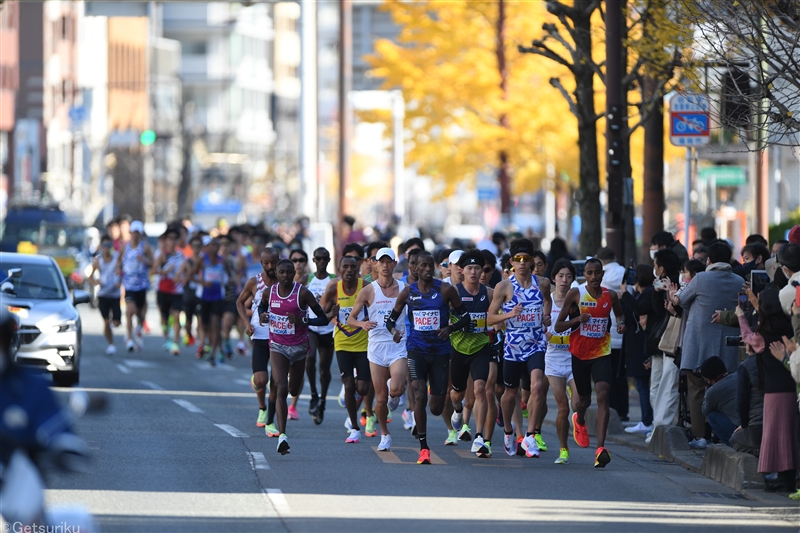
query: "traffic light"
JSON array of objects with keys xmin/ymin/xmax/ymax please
[{"xmin": 140, "ymin": 129, "xmax": 156, "ymax": 146}]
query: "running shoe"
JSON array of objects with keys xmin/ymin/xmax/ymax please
[
  {"xmin": 251, "ymin": 375, "xmax": 263, "ymax": 393},
  {"xmin": 126, "ymin": 339, "xmax": 136, "ymax": 352},
  {"xmin": 162, "ymin": 340, "xmax": 172, "ymax": 351},
  {"xmin": 360, "ymin": 411, "xmax": 367, "ymax": 428},
  {"xmin": 346, "ymin": 429, "xmax": 361, "ymax": 443},
  {"xmin": 555, "ymin": 448, "xmax": 570, "ymax": 465},
  {"xmin": 142, "ymin": 321, "xmax": 150, "ymax": 334},
  {"xmin": 402, "ymin": 410, "xmax": 415, "ymax": 430},
  {"xmin": 223, "ymin": 339, "xmax": 233, "ymax": 358},
  {"xmin": 105, "ymin": 344, "xmax": 116, "ymax": 355},
  {"xmin": 365, "ymin": 414, "xmax": 377, "ymax": 437},
  {"xmin": 477, "ymin": 441, "xmax": 492, "ymax": 458},
  {"xmin": 521, "ymin": 400, "xmax": 528, "ymax": 419},
  {"xmin": 496, "ymin": 405, "xmax": 504, "ymax": 428},
  {"xmin": 451, "ymin": 408, "xmax": 463, "ymax": 429},
  {"xmin": 277, "ymin": 434, "xmax": 290, "ymax": 455},
  {"xmin": 417, "ymin": 448, "xmax": 431, "ymax": 465},
  {"xmin": 594, "ymin": 447, "xmax": 611, "ymax": 468},
  {"xmin": 445, "ymin": 429, "xmax": 458, "ymax": 446},
  {"xmin": 572, "ymin": 412, "xmax": 590, "ymax": 448},
  {"xmin": 288, "ymin": 405, "xmax": 299, "ymax": 420},
  {"xmin": 344, "ymin": 417, "xmax": 353, "ymax": 431},
  {"xmin": 183, "ymin": 334, "xmax": 196, "ymax": 347},
  {"xmin": 338, "ymin": 384, "xmax": 346, "ymax": 407},
  {"xmin": 471, "ymin": 435, "xmax": 486, "ymax": 453},
  {"xmin": 516, "ymin": 436, "xmax": 526, "ymax": 456},
  {"xmin": 257, "ymin": 409, "xmax": 267, "ymax": 428},
  {"xmin": 378, "ymin": 434, "xmax": 392, "ymax": 452},
  {"xmin": 388, "ymin": 392, "xmax": 400, "ymax": 412},
  {"xmin": 170, "ymin": 342, "xmax": 180, "ymax": 356},
  {"xmin": 458, "ymin": 424, "xmax": 471, "ymax": 442},
  {"xmin": 308, "ymin": 395, "xmax": 320, "ymax": 416},
  {"xmin": 521, "ymin": 435, "xmax": 540, "ymax": 458},
  {"xmin": 135, "ymin": 324, "xmax": 144, "ymax": 338},
  {"xmin": 195, "ymin": 345, "xmax": 205, "ymax": 359},
  {"xmin": 236, "ymin": 340, "xmax": 247, "ymax": 355},
  {"xmin": 386, "ymin": 408, "xmax": 393, "ymax": 423},
  {"xmin": 503, "ymin": 433, "xmax": 517, "ymax": 456},
  {"xmin": 312, "ymin": 402, "xmax": 325, "ymax": 425},
  {"xmin": 535, "ymin": 433, "xmax": 548, "ymax": 452}
]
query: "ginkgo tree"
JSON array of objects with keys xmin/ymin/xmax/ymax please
[{"xmin": 366, "ymin": 0, "xmax": 580, "ymax": 220}]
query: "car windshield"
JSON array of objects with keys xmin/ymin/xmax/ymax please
[
  {"xmin": 0, "ymin": 222, "xmax": 85, "ymax": 248},
  {"xmin": 2, "ymin": 262, "xmax": 67, "ymax": 300}
]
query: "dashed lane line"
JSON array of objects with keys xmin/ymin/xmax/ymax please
[
  {"xmin": 265, "ymin": 489, "xmax": 290, "ymax": 515},
  {"xmin": 214, "ymin": 423, "xmax": 250, "ymax": 438},
  {"xmin": 116, "ymin": 364, "xmax": 131, "ymax": 374},
  {"xmin": 248, "ymin": 451, "xmax": 270, "ymax": 470},
  {"xmin": 140, "ymin": 380, "xmax": 164, "ymax": 390},
  {"xmin": 172, "ymin": 399, "xmax": 204, "ymax": 413}
]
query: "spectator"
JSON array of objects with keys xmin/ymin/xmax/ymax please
[
  {"xmin": 544, "ymin": 237, "xmax": 575, "ymax": 279},
  {"xmin": 597, "ymin": 246, "xmax": 629, "ymax": 420},
  {"xmin": 741, "ymin": 243, "xmax": 770, "ymax": 276},
  {"xmin": 644, "ymin": 248, "xmax": 681, "ymax": 444},
  {"xmin": 693, "ymin": 245, "xmax": 709, "ymax": 263},
  {"xmin": 742, "ymin": 288, "xmax": 797, "ymax": 493},
  {"xmin": 778, "ymin": 243, "xmax": 800, "ymax": 316},
  {"xmin": 671, "ymin": 241, "xmax": 742, "ymax": 449},
  {"xmin": 746, "ymin": 234, "xmax": 769, "ymax": 247},
  {"xmin": 700, "ymin": 356, "xmax": 740, "ymax": 447},
  {"xmin": 767, "ymin": 228, "xmax": 800, "ymax": 282},
  {"xmin": 700, "ymin": 227, "xmax": 718, "ymax": 246},
  {"xmin": 650, "ymin": 231, "xmax": 689, "ymax": 265},
  {"xmin": 732, "ymin": 348, "xmax": 764, "ymax": 457},
  {"xmin": 772, "ymin": 239, "xmax": 789, "ymax": 258},
  {"xmin": 622, "ymin": 264, "xmax": 656, "ymax": 434}
]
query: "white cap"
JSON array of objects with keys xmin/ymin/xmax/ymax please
[
  {"xmin": 375, "ymin": 247, "xmax": 396, "ymax": 261},
  {"xmin": 201, "ymin": 235, "xmax": 212, "ymax": 246},
  {"xmin": 448, "ymin": 250, "xmax": 464, "ymax": 265},
  {"xmin": 130, "ymin": 220, "xmax": 144, "ymax": 234}
]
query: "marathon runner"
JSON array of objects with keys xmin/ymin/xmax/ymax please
[
  {"xmin": 347, "ymin": 247, "xmax": 407, "ymax": 451},
  {"xmin": 91, "ymin": 233, "xmax": 121, "ymax": 355},
  {"xmin": 219, "ymin": 235, "xmax": 245, "ymax": 358},
  {"xmin": 526, "ymin": 249, "xmax": 551, "ymax": 451},
  {"xmin": 545, "ymin": 258, "xmax": 580, "ymax": 464},
  {"xmin": 385, "ymin": 251, "xmax": 472, "ymax": 464},
  {"xmin": 321, "ymin": 256, "xmax": 371, "ymax": 443},
  {"xmin": 554, "ymin": 257, "xmax": 626, "ymax": 468},
  {"xmin": 117, "ymin": 220, "xmax": 154, "ymax": 352},
  {"xmin": 306, "ymin": 247, "xmax": 336, "ymax": 424},
  {"xmin": 487, "ymin": 238, "xmax": 552, "ymax": 458},
  {"xmin": 192, "ymin": 237, "xmax": 230, "ymax": 365},
  {"xmin": 179, "ymin": 235, "xmax": 203, "ymax": 347},
  {"xmin": 258, "ymin": 258, "xmax": 329, "ymax": 454},
  {"xmin": 153, "ymin": 227, "xmax": 185, "ymax": 356},
  {"xmin": 287, "ymin": 248, "xmax": 309, "ymax": 421},
  {"xmin": 398, "ymin": 247, "xmax": 422, "ymax": 431},
  {"xmin": 236, "ymin": 248, "xmax": 279, "ymax": 434}
]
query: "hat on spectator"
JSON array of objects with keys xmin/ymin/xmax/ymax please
[{"xmin": 788, "ymin": 225, "xmax": 800, "ymax": 245}]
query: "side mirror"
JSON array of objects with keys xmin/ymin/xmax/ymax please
[
  {"xmin": 72, "ymin": 289, "xmax": 91, "ymax": 305},
  {"xmin": 1, "ymin": 281, "xmax": 15, "ymax": 295},
  {"xmin": 7, "ymin": 268, "xmax": 22, "ymax": 279}
]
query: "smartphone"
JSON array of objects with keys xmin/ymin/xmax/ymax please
[
  {"xmin": 625, "ymin": 267, "xmax": 637, "ymax": 286},
  {"xmin": 750, "ymin": 270, "xmax": 769, "ymax": 295},
  {"xmin": 795, "ymin": 285, "xmax": 800, "ymax": 307},
  {"xmin": 738, "ymin": 292, "xmax": 748, "ymax": 307}
]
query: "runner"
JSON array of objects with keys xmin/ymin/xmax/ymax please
[
  {"xmin": 153, "ymin": 227, "xmax": 185, "ymax": 356},
  {"xmin": 449, "ymin": 250, "xmax": 494, "ymax": 457},
  {"xmin": 487, "ymin": 238, "xmax": 552, "ymax": 458},
  {"xmin": 117, "ymin": 220, "xmax": 154, "ymax": 352},
  {"xmin": 347, "ymin": 247, "xmax": 407, "ymax": 451},
  {"xmin": 399, "ymin": 247, "xmax": 422, "ymax": 431},
  {"xmin": 179, "ymin": 235, "xmax": 203, "ymax": 347},
  {"xmin": 554, "ymin": 257, "xmax": 626, "ymax": 468},
  {"xmin": 219, "ymin": 235, "xmax": 245, "ymax": 359},
  {"xmin": 258, "ymin": 259, "xmax": 329, "ymax": 454},
  {"xmin": 321, "ymin": 256, "xmax": 371, "ymax": 443},
  {"xmin": 544, "ymin": 258, "xmax": 580, "ymax": 465},
  {"xmin": 192, "ymin": 237, "xmax": 229, "ymax": 365},
  {"xmin": 287, "ymin": 248, "xmax": 310, "ymax": 420},
  {"xmin": 527, "ymin": 249, "xmax": 551, "ymax": 452},
  {"xmin": 90, "ymin": 234, "xmax": 121, "ymax": 355},
  {"xmin": 385, "ymin": 251, "xmax": 473, "ymax": 464},
  {"xmin": 306, "ymin": 246, "xmax": 336, "ymax": 424},
  {"xmin": 236, "ymin": 248, "xmax": 279, "ymax": 433}
]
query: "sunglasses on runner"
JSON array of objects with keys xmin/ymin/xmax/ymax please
[
  {"xmin": 369, "ymin": 256, "xmax": 378, "ymax": 262},
  {"xmin": 512, "ymin": 254, "xmax": 532, "ymax": 263},
  {"xmin": 313, "ymin": 256, "xmax": 330, "ymax": 262},
  {"xmin": 483, "ymin": 266, "xmax": 494, "ymax": 273},
  {"xmin": 440, "ymin": 261, "xmax": 449, "ymax": 268},
  {"xmin": 291, "ymin": 258, "xmax": 307, "ymax": 263}
]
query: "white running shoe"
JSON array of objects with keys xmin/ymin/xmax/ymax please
[
  {"xmin": 521, "ymin": 435, "xmax": 540, "ymax": 458},
  {"xmin": 378, "ymin": 434, "xmax": 392, "ymax": 451},
  {"xmin": 346, "ymin": 429, "xmax": 361, "ymax": 443},
  {"xmin": 402, "ymin": 409, "xmax": 415, "ymax": 430},
  {"xmin": 398, "ymin": 391, "xmax": 406, "ymax": 407},
  {"xmin": 344, "ymin": 417, "xmax": 353, "ymax": 431},
  {"xmin": 503, "ymin": 433, "xmax": 517, "ymax": 456},
  {"xmin": 126, "ymin": 339, "xmax": 136, "ymax": 352},
  {"xmin": 338, "ymin": 384, "xmax": 346, "ymax": 408},
  {"xmin": 451, "ymin": 408, "xmax": 463, "ymax": 429},
  {"xmin": 236, "ymin": 340, "xmax": 247, "ymax": 354},
  {"xmin": 624, "ymin": 421, "xmax": 654, "ymax": 434},
  {"xmin": 105, "ymin": 344, "xmax": 116, "ymax": 355},
  {"xmin": 471, "ymin": 435, "xmax": 486, "ymax": 453},
  {"xmin": 277, "ymin": 434, "xmax": 290, "ymax": 455},
  {"xmin": 387, "ymin": 378, "xmax": 400, "ymax": 411}
]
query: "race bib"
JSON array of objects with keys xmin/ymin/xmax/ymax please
[
  {"xmin": 269, "ymin": 313, "xmax": 295, "ymax": 335},
  {"xmin": 469, "ymin": 312, "xmax": 488, "ymax": 333},
  {"xmin": 514, "ymin": 306, "xmax": 543, "ymax": 328},
  {"xmin": 549, "ymin": 332, "xmax": 570, "ymax": 349},
  {"xmin": 413, "ymin": 310, "xmax": 440, "ymax": 331},
  {"xmin": 338, "ymin": 306, "xmax": 353, "ymax": 325},
  {"xmin": 373, "ymin": 309, "xmax": 390, "ymax": 329},
  {"xmin": 205, "ymin": 269, "xmax": 222, "ymax": 283},
  {"xmin": 580, "ymin": 317, "xmax": 607, "ymax": 338}
]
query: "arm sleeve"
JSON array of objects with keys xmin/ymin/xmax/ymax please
[
  {"xmin": 450, "ymin": 304, "xmax": 472, "ymax": 331},
  {"xmin": 738, "ymin": 314, "xmax": 765, "ymax": 353},
  {"xmin": 737, "ymin": 367, "xmax": 751, "ymax": 428}
]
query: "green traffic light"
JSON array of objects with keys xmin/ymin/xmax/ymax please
[{"xmin": 140, "ymin": 130, "xmax": 156, "ymax": 146}]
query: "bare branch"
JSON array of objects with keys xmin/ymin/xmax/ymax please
[
  {"xmin": 549, "ymin": 77, "xmax": 581, "ymax": 119},
  {"xmin": 518, "ymin": 38, "xmax": 574, "ymax": 72}
]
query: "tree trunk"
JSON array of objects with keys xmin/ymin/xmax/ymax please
[
  {"xmin": 642, "ymin": 74, "xmax": 664, "ymax": 263},
  {"xmin": 496, "ymin": 0, "xmax": 511, "ymax": 219}
]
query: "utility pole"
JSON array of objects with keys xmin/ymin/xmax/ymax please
[
  {"xmin": 605, "ymin": 0, "xmax": 625, "ymax": 261},
  {"xmin": 338, "ymin": 0, "xmax": 352, "ymax": 250},
  {"xmin": 495, "ymin": 0, "xmax": 511, "ymax": 223},
  {"xmin": 300, "ymin": 0, "xmax": 318, "ymax": 221}
]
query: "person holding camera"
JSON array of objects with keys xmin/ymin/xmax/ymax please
[
  {"xmin": 670, "ymin": 241, "xmax": 742, "ymax": 449},
  {"xmin": 699, "ymin": 356, "xmax": 740, "ymax": 446}
]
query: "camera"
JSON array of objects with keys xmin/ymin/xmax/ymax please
[{"xmin": 725, "ymin": 335, "xmax": 743, "ymax": 347}]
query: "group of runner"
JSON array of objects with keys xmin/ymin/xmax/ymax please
[{"xmin": 235, "ymin": 237, "xmax": 625, "ymax": 468}]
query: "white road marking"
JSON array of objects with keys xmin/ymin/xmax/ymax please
[
  {"xmin": 172, "ymin": 399, "xmax": 204, "ymax": 413},
  {"xmin": 248, "ymin": 452, "xmax": 270, "ymax": 471},
  {"xmin": 140, "ymin": 380, "xmax": 163, "ymax": 390},
  {"xmin": 265, "ymin": 489, "xmax": 290, "ymax": 515},
  {"xmin": 214, "ymin": 424, "xmax": 249, "ymax": 438},
  {"xmin": 123, "ymin": 360, "xmax": 158, "ymax": 368},
  {"xmin": 116, "ymin": 364, "xmax": 131, "ymax": 374},
  {"xmin": 235, "ymin": 379, "xmax": 251, "ymax": 386}
]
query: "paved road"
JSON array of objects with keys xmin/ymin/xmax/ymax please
[{"xmin": 43, "ymin": 303, "xmax": 800, "ymax": 532}]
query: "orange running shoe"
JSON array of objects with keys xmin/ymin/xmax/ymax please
[
  {"xmin": 572, "ymin": 412, "xmax": 590, "ymax": 448},
  {"xmin": 417, "ymin": 448, "xmax": 431, "ymax": 464},
  {"xmin": 595, "ymin": 447, "xmax": 611, "ymax": 468}
]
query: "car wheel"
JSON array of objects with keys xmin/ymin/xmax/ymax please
[{"xmin": 53, "ymin": 371, "xmax": 79, "ymax": 387}]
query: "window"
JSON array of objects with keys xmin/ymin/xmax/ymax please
[{"xmin": 182, "ymin": 41, "xmax": 207, "ymax": 55}]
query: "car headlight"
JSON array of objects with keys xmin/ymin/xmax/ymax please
[{"xmin": 56, "ymin": 320, "xmax": 78, "ymax": 333}]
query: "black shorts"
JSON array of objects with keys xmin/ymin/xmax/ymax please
[
  {"xmin": 571, "ymin": 355, "xmax": 613, "ymax": 397},
  {"xmin": 157, "ymin": 291, "xmax": 183, "ymax": 319},
  {"xmin": 125, "ymin": 289, "xmax": 147, "ymax": 309},
  {"xmin": 200, "ymin": 299, "xmax": 225, "ymax": 326},
  {"xmin": 183, "ymin": 290, "xmax": 201, "ymax": 315},
  {"xmin": 252, "ymin": 339, "xmax": 270, "ymax": 374},
  {"xmin": 337, "ymin": 350, "xmax": 371, "ymax": 382},
  {"xmin": 407, "ymin": 350, "xmax": 450, "ymax": 396},
  {"xmin": 223, "ymin": 300, "xmax": 238, "ymax": 315},
  {"xmin": 98, "ymin": 296, "xmax": 121, "ymax": 323},
  {"xmin": 503, "ymin": 352, "xmax": 545, "ymax": 390},
  {"xmin": 309, "ymin": 330, "xmax": 334, "ymax": 350},
  {"xmin": 451, "ymin": 345, "xmax": 491, "ymax": 392}
]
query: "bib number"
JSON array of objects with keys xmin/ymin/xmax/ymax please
[
  {"xmin": 580, "ymin": 317, "xmax": 607, "ymax": 338},
  {"xmin": 469, "ymin": 312, "xmax": 487, "ymax": 333},
  {"xmin": 413, "ymin": 310, "xmax": 440, "ymax": 331},
  {"xmin": 514, "ymin": 306, "xmax": 542, "ymax": 328},
  {"xmin": 269, "ymin": 313, "xmax": 295, "ymax": 335},
  {"xmin": 338, "ymin": 306, "xmax": 353, "ymax": 325}
]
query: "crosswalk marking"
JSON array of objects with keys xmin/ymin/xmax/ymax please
[{"xmin": 265, "ymin": 489, "xmax": 290, "ymax": 515}]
